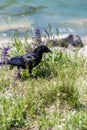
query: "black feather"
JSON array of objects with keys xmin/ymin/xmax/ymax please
[{"xmin": 0, "ymin": 45, "xmax": 51, "ymax": 78}]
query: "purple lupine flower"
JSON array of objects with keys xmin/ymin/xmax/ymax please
[
  {"xmin": 2, "ymin": 48, "xmax": 9, "ymax": 56},
  {"xmin": 2, "ymin": 47, "xmax": 9, "ymax": 64},
  {"xmin": 35, "ymin": 28, "xmax": 41, "ymax": 38},
  {"xmin": 34, "ymin": 28, "xmax": 42, "ymax": 43}
]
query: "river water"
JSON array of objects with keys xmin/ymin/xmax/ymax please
[{"xmin": 0, "ymin": 0, "xmax": 87, "ymax": 42}]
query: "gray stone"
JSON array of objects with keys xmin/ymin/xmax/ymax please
[{"xmin": 58, "ymin": 34, "xmax": 83, "ymax": 47}]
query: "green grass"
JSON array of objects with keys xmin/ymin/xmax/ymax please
[{"xmin": 0, "ymin": 37, "xmax": 87, "ymax": 130}]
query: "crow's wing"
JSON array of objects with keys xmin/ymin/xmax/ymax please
[
  {"xmin": 7, "ymin": 56, "xmax": 26, "ymax": 67},
  {"xmin": 22, "ymin": 53, "xmax": 38, "ymax": 63}
]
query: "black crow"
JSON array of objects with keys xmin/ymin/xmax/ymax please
[{"xmin": 0, "ymin": 45, "xmax": 52, "ymax": 78}]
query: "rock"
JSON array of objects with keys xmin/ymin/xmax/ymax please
[
  {"xmin": 58, "ymin": 34, "xmax": 83, "ymax": 47},
  {"xmin": 78, "ymin": 45, "xmax": 87, "ymax": 58}
]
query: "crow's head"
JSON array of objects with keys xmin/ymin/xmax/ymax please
[{"xmin": 35, "ymin": 45, "xmax": 52, "ymax": 53}]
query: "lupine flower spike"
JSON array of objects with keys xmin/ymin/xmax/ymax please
[
  {"xmin": 1, "ymin": 47, "xmax": 9, "ymax": 64},
  {"xmin": 34, "ymin": 28, "xmax": 42, "ymax": 44}
]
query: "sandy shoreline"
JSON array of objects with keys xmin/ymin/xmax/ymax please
[
  {"xmin": 0, "ymin": 34, "xmax": 87, "ymax": 48},
  {"xmin": 81, "ymin": 36, "xmax": 87, "ymax": 46},
  {"xmin": 0, "ymin": 34, "xmax": 87, "ymax": 63}
]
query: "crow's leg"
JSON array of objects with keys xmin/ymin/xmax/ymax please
[
  {"xmin": 29, "ymin": 67, "xmax": 32, "ymax": 77},
  {"xmin": 28, "ymin": 64, "xmax": 33, "ymax": 77},
  {"xmin": 9, "ymin": 65, "xmax": 14, "ymax": 70},
  {"xmin": 13, "ymin": 67, "xmax": 22, "ymax": 80},
  {"xmin": 17, "ymin": 67, "xmax": 22, "ymax": 78}
]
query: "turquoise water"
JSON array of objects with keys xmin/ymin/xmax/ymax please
[{"xmin": 0, "ymin": 0, "xmax": 87, "ymax": 37}]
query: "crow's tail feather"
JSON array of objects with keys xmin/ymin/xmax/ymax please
[
  {"xmin": 0, "ymin": 62, "xmax": 14, "ymax": 70},
  {"xmin": 0, "ymin": 62, "xmax": 7, "ymax": 66}
]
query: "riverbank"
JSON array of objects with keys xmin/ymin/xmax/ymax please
[
  {"xmin": 0, "ymin": 40, "xmax": 87, "ymax": 129},
  {"xmin": 0, "ymin": 33, "xmax": 87, "ymax": 46}
]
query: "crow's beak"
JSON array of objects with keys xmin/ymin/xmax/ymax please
[{"xmin": 49, "ymin": 49, "xmax": 52, "ymax": 53}]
